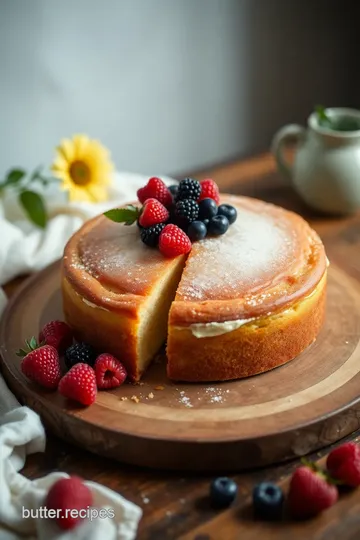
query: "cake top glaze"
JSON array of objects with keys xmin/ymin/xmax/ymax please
[{"xmin": 63, "ymin": 195, "xmax": 327, "ymax": 324}]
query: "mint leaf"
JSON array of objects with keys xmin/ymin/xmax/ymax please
[
  {"xmin": 104, "ymin": 205, "xmax": 140, "ymax": 225},
  {"xmin": 19, "ymin": 190, "xmax": 47, "ymax": 228}
]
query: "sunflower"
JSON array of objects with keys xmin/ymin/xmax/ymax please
[{"xmin": 51, "ymin": 134, "xmax": 114, "ymax": 203}]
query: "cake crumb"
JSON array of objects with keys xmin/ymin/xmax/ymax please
[
  {"xmin": 148, "ymin": 392, "xmax": 154, "ymax": 399},
  {"xmin": 155, "ymin": 385, "xmax": 165, "ymax": 390},
  {"xmin": 120, "ymin": 397, "xmax": 128, "ymax": 401},
  {"xmin": 131, "ymin": 395, "xmax": 140, "ymax": 403},
  {"xmin": 142, "ymin": 496, "xmax": 150, "ymax": 504}
]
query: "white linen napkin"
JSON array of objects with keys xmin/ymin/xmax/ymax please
[{"xmin": 0, "ymin": 172, "xmax": 175, "ymax": 539}]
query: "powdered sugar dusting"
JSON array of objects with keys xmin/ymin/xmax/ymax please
[{"xmin": 177, "ymin": 202, "xmax": 299, "ymax": 302}]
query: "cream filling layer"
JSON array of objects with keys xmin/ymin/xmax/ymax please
[{"xmin": 176, "ymin": 272, "xmax": 326, "ymax": 339}]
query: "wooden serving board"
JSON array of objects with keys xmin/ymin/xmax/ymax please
[{"xmin": 1, "ymin": 261, "xmax": 360, "ymax": 472}]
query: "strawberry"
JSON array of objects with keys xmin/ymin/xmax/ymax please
[
  {"xmin": 138, "ymin": 198, "xmax": 169, "ymax": 228},
  {"xmin": 327, "ymin": 442, "xmax": 360, "ymax": 487},
  {"xmin": 59, "ymin": 363, "xmax": 97, "ymax": 406},
  {"xmin": 45, "ymin": 476, "xmax": 93, "ymax": 530},
  {"xmin": 39, "ymin": 320, "xmax": 73, "ymax": 353},
  {"xmin": 17, "ymin": 337, "xmax": 61, "ymax": 389},
  {"xmin": 288, "ymin": 465, "xmax": 338, "ymax": 518},
  {"xmin": 94, "ymin": 353, "xmax": 127, "ymax": 389},
  {"xmin": 159, "ymin": 224, "xmax": 192, "ymax": 257},
  {"xmin": 198, "ymin": 178, "xmax": 220, "ymax": 204},
  {"xmin": 137, "ymin": 176, "xmax": 172, "ymax": 207}
]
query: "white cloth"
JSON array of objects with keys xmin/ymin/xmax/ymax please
[{"xmin": 0, "ymin": 171, "xmax": 174, "ymax": 539}]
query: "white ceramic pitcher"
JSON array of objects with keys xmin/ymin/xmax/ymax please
[{"xmin": 271, "ymin": 108, "xmax": 360, "ymax": 215}]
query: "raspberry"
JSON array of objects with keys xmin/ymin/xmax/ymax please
[
  {"xmin": 159, "ymin": 224, "xmax": 192, "ymax": 258},
  {"xmin": 139, "ymin": 198, "xmax": 169, "ymax": 228},
  {"xmin": 64, "ymin": 342, "xmax": 97, "ymax": 370},
  {"xmin": 39, "ymin": 320, "xmax": 73, "ymax": 353},
  {"xmin": 17, "ymin": 337, "xmax": 61, "ymax": 389},
  {"xmin": 45, "ymin": 476, "xmax": 93, "ymax": 530},
  {"xmin": 94, "ymin": 353, "xmax": 127, "ymax": 389},
  {"xmin": 175, "ymin": 178, "xmax": 201, "ymax": 201},
  {"xmin": 175, "ymin": 199, "xmax": 199, "ymax": 224},
  {"xmin": 327, "ymin": 442, "xmax": 360, "ymax": 487},
  {"xmin": 140, "ymin": 223, "xmax": 166, "ymax": 247},
  {"xmin": 198, "ymin": 178, "xmax": 220, "ymax": 204},
  {"xmin": 137, "ymin": 177, "xmax": 172, "ymax": 207},
  {"xmin": 288, "ymin": 466, "xmax": 338, "ymax": 518},
  {"xmin": 59, "ymin": 363, "xmax": 97, "ymax": 406}
]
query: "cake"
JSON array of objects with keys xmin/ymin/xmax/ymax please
[{"xmin": 62, "ymin": 194, "xmax": 327, "ymax": 382}]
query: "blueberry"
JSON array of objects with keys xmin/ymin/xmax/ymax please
[
  {"xmin": 203, "ymin": 219, "xmax": 209, "ymax": 228},
  {"xmin": 210, "ymin": 477, "xmax": 237, "ymax": 508},
  {"xmin": 208, "ymin": 215, "xmax": 229, "ymax": 236},
  {"xmin": 252, "ymin": 482, "xmax": 284, "ymax": 520},
  {"xmin": 168, "ymin": 184, "xmax": 179, "ymax": 198},
  {"xmin": 198, "ymin": 198, "xmax": 218, "ymax": 220},
  {"xmin": 188, "ymin": 220, "xmax": 207, "ymax": 241},
  {"xmin": 217, "ymin": 204, "xmax": 237, "ymax": 225}
]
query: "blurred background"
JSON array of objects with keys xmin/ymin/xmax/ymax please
[{"xmin": 0, "ymin": 0, "xmax": 359, "ymax": 176}]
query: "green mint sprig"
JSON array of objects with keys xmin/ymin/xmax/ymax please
[
  {"xmin": 315, "ymin": 105, "xmax": 333, "ymax": 129},
  {"xmin": 0, "ymin": 166, "xmax": 57, "ymax": 228},
  {"xmin": 104, "ymin": 205, "xmax": 141, "ymax": 225}
]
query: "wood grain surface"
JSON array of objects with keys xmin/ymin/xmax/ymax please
[{"xmin": 3, "ymin": 152, "xmax": 360, "ymax": 538}]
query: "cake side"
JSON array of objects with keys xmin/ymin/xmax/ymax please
[{"xmin": 167, "ymin": 271, "xmax": 326, "ymax": 382}]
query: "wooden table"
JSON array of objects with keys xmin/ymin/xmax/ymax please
[{"xmin": 4, "ymin": 152, "xmax": 360, "ymax": 539}]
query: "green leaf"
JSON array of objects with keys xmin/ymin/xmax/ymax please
[
  {"xmin": 6, "ymin": 168, "xmax": 26, "ymax": 186},
  {"xmin": 315, "ymin": 105, "xmax": 333, "ymax": 128},
  {"xmin": 29, "ymin": 336, "xmax": 38, "ymax": 350},
  {"xmin": 19, "ymin": 190, "xmax": 47, "ymax": 228},
  {"xmin": 104, "ymin": 205, "xmax": 140, "ymax": 225},
  {"xmin": 16, "ymin": 348, "xmax": 28, "ymax": 358}
]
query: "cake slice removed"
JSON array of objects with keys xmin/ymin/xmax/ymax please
[{"xmin": 62, "ymin": 214, "xmax": 186, "ymax": 381}]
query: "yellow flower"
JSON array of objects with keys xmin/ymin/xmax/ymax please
[{"xmin": 51, "ymin": 135, "xmax": 114, "ymax": 203}]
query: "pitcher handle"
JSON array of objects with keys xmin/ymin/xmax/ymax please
[{"xmin": 271, "ymin": 124, "xmax": 306, "ymax": 180}]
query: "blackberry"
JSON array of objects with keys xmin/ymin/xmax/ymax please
[
  {"xmin": 175, "ymin": 199, "xmax": 199, "ymax": 224},
  {"xmin": 176, "ymin": 178, "xmax": 201, "ymax": 201},
  {"xmin": 65, "ymin": 342, "xmax": 97, "ymax": 370},
  {"xmin": 140, "ymin": 223, "xmax": 165, "ymax": 247}
]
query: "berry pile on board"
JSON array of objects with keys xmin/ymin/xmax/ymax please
[
  {"xmin": 104, "ymin": 176, "xmax": 237, "ymax": 258},
  {"xmin": 18, "ymin": 319, "xmax": 128, "ymax": 407}
]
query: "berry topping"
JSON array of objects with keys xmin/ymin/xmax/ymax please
[
  {"xmin": 252, "ymin": 482, "xmax": 284, "ymax": 520},
  {"xmin": 159, "ymin": 224, "xmax": 192, "ymax": 257},
  {"xmin": 176, "ymin": 178, "xmax": 201, "ymax": 201},
  {"xmin": 168, "ymin": 184, "xmax": 179, "ymax": 198},
  {"xmin": 45, "ymin": 476, "xmax": 93, "ymax": 530},
  {"xmin": 65, "ymin": 342, "xmax": 97, "ymax": 370},
  {"xmin": 94, "ymin": 353, "xmax": 127, "ymax": 389},
  {"xmin": 139, "ymin": 198, "xmax": 169, "ymax": 228},
  {"xmin": 175, "ymin": 199, "xmax": 199, "ymax": 224},
  {"xmin": 210, "ymin": 477, "xmax": 238, "ymax": 508},
  {"xmin": 59, "ymin": 363, "xmax": 97, "ymax": 406},
  {"xmin": 39, "ymin": 320, "xmax": 73, "ymax": 353},
  {"xmin": 217, "ymin": 203, "xmax": 237, "ymax": 225},
  {"xmin": 187, "ymin": 220, "xmax": 207, "ymax": 241},
  {"xmin": 208, "ymin": 215, "xmax": 229, "ymax": 236},
  {"xmin": 137, "ymin": 176, "xmax": 172, "ymax": 207},
  {"xmin": 17, "ymin": 338, "xmax": 61, "ymax": 390},
  {"xmin": 327, "ymin": 442, "xmax": 360, "ymax": 487},
  {"xmin": 288, "ymin": 465, "xmax": 338, "ymax": 518},
  {"xmin": 198, "ymin": 198, "xmax": 218, "ymax": 220},
  {"xmin": 140, "ymin": 223, "xmax": 166, "ymax": 247},
  {"xmin": 198, "ymin": 178, "xmax": 220, "ymax": 204}
]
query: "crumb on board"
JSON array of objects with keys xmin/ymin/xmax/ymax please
[
  {"xmin": 120, "ymin": 397, "xmax": 128, "ymax": 401},
  {"xmin": 155, "ymin": 385, "xmax": 165, "ymax": 391},
  {"xmin": 148, "ymin": 392, "xmax": 154, "ymax": 399},
  {"xmin": 131, "ymin": 395, "xmax": 140, "ymax": 403}
]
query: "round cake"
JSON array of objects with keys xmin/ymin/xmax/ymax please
[{"xmin": 62, "ymin": 194, "xmax": 327, "ymax": 382}]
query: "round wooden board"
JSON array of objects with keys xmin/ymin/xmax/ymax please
[{"xmin": 1, "ymin": 262, "xmax": 360, "ymax": 472}]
